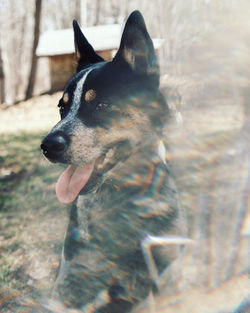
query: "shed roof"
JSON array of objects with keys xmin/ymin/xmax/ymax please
[
  {"xmin": 37, "ymin": 24, "xmax": 122, "ymax": 57},
  {"xmin": 37, "ymin": 24, "xmax": 164, "ymax": 57}
]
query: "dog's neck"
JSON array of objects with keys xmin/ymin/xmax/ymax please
[
  {"xmin": 78, "ymin": 138, "xmax": 168, "ymax": 196},
  {"xmin": 105, "ymin": 138, "xmax": 168, "ymax": 187}
]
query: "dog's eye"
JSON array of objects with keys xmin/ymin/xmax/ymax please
[
  {"xmin": 58, "ymin": 103, "xmax": 65, "ymax": 113},
  {"xmin": 96, "ymin": 103, "xmax": 109, "ymax": 111},
  {"xmin": 59, "ymin": 106, "xmax": 65, "ymax": 114}
]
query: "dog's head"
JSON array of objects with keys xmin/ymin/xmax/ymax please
[{"xmin": 41, "ymin": 10, "xmax": 168, "ymax": 203}]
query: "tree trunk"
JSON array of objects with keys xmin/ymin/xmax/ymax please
[
  {"xmin": 111, "ymin": 0, "xmax": 119, "ymax": 24},
  {"xmin": 81, "ymin": 0, "xmax": 87, "ymax": 27},
  {"xmin": 243, "ymin": 87, "xmax": 250, "ymax": 127},
  {"xmin": 25, "ymin": 0, "xmax": 42, "ymax": 100},
  {"xmin": 0, "ymin": 47, "xmax": 5, "ymax": 104},
  {"xmin": 94, "ymin": 0, "xmax": 101, "ymax": 25},
  {"xmin": 74, "ymin": 0, "xmax": 81, "ymax": 24}
]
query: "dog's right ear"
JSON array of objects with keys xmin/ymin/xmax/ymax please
[{"xmin": 73, "ymin": 20, "xmax": 104, "ymax": 71}]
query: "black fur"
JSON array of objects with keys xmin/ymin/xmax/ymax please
[{"xmin": 41, "ymin": 11, "xmax": 181, "ymax": 312}]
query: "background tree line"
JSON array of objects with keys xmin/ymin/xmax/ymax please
[{"xmin": 0, "ymin": 0, "xmax": 249, "ymax": 123}]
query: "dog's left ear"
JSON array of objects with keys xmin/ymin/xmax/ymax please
[
  {"xmin": 113, "ymin": 11, "xmax": 159, "ymax": 82},
  {"xmin": 73, "ymin": 20, "xmax": 104, "ymax": 71}
]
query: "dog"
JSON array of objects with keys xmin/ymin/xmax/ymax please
[{"xmin": 41, "ymin": 10, "xmax": 185, "ymax": 312}]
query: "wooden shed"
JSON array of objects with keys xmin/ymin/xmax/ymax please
[
  {"xmin": 37, "ymin": 24, "xmax": 164, "ymax": 92},
  {"xmin": 36, "ymin": 24, "xmax": 122, "ymax": 92}
]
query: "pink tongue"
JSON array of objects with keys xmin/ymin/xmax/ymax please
[{"xmin": 56, "ymin": 162, "xmax": 95, "ymax": 204}]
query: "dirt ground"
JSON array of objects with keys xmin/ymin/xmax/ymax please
[
  {"xmin": 0, "ymin": 90, "xmax": 249, "ymax": 312},
  {"xmin": 0, "ymin": 93, "xmax": 61, "ymax": 134}
]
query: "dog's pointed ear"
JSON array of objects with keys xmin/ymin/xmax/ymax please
[
  {"xmin": 113, "ymin": 11, "xmax": 159, "ymax": 81},
  {"xmin": 73, "ymin": 20, "xmax": 104, "ymax": 71}
]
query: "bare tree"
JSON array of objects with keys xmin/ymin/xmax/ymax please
[
  {"xmin": 0, "ymin": 47, "xmax": 5, "ymax": 104},
  {"xmin": 25, "ymin": 0, "xmax": 42, "ymax": 100},
  {"xmin": 110, "ymin": 0, "xmax": 120, "ymax": 23},
  {"xmin": 94, "ymin": 0, "xmax": 101, "ymax": 25},
  {"xmin": 243, "ymin": 88, "xmax": 250, "ymax": 127},
  {"xmin": 81, "ymin": 0, "xmax": 87, "ymax": 26},
  {"xmin": 74, "ymin": 0, "xmax": 81, "ymax": 24}
]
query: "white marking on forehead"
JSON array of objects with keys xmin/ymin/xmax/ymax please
[
  {"xmin": 51, "ymin": 68, "xmax": 92, "ymax": 133},
  {"xmin": 71, "ymin": 68, "xmax": 92, "ymax": 114}
]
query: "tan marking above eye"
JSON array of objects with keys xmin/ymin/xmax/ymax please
[
  {"xmin": 85, "ymin": 89, "xmax": 97, "ymax": 102},
  {"xmin": 63, "ymin": 93, "xmax": 69, "ymax": 103}
]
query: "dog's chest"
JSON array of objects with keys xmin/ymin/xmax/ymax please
[
  {"xmin": 75, "ymin": 159, "xmax": 179, "ymax": 247},
  {"xmin": 60, "ymin": 158, "xmax": 181, "ymax": 308},
  {"xmin": 76, "ymin": 194, "xmax": 93, "ymax": 242}
]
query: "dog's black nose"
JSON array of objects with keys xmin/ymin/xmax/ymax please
[{"xmin": 41, "ymin": 133, "xmax": 68, "ymax": 158}]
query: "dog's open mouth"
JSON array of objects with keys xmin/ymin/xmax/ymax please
[{"xmin": 56, "ymin": 149, "xmax": 115, "ymax": 204}]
